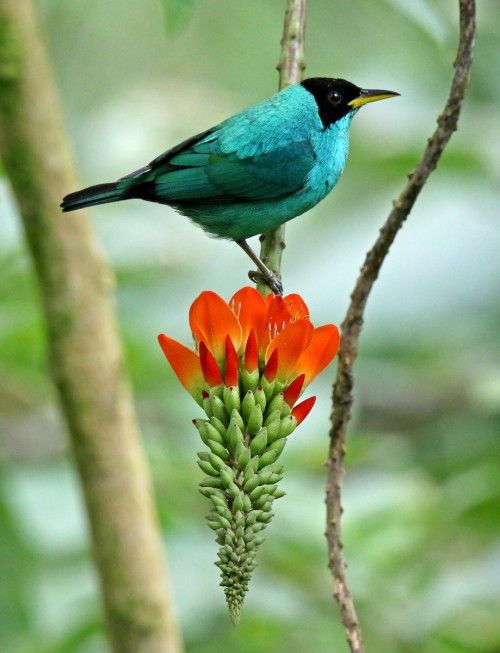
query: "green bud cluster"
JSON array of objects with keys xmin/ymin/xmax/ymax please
[{"xmin": 193, "ymin": 374, "xmax": 298, "ymax": 624}]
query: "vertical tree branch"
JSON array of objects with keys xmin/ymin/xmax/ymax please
[
  {"xmin": 0, "ymin": 2, "xmax": 183, "ymax": 652},
  {"xmin": 256, "ymin": 0, "xmax": 307, "ymax": 297},
  {"xmin": 325, "ymin": 2, "xmax": 476, "ymax": 652}
]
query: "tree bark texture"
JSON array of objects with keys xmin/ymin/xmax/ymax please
[{"xmin": 0, "ymin": 2, "xmax": 183, "ymax": 652}]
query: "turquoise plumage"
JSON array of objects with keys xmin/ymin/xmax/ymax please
[{"xmin": 62, "ymin": 78, "xmax": 398, "ymax": 290}]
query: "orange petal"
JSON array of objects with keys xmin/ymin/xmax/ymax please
[
  {"xmin": 282, "ymin": 294, "xmax": 310, "ymax": 322},
  {"xmin": 291, "ymin": 396, "xmax": 316, "ymax": 425},
  {"xmin": 262, "ymin": 348, "xmax": 278, "ymax": 383},
  {"xmin": 199, "ymin": 341, "xmax": 223, "ymax": 387},
  {"xmin": 265, "ymin": 293, "xmax": 276, "ymax": 307},
  {"xmin": 250, "ymin": 293, "xmax": 277, "ymax": 356},
  {"xmin": 258, "ymin": 296, "xmax": 290, "ymax": 359},
  {"xmin": 224, "ymin": 335, "xmax": 239, "ymax": 387},
  {"xmin": 158, "ymin": 334, "xmax": 203, "ymax": 396},
  {"xmin": 189, "ymin": 291, "xmax": 242, "ymax": 361},
  {"xmin": 244, "ymin": 329, "xmax": 258, "ymax": 372},
  {"xmin": 230, "ymin": 287, "xmax": 267, "ymax": 352},
  {"xmin": 265, "ymin": 320, "xmax": 314, "ymax": 382},
  {"xmin": 283, "ymin": 373, "xmax": 305, "ymax": 407},
  {"xmin": 266, "ymin": 296, "xmax": 291, "ymax": 338},
  {"xmin": 298, "ymin": 325, "xmax": 340, "ymax": 386}
]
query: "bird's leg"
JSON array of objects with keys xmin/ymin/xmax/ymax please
[{"xmin": 236, "ymin": 240, "xmax": 283, "ymax": 296}]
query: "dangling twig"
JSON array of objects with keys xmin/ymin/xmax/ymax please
[{"xmin": 325, "ymin": 2, "xmax": 476, "ymax": 652}]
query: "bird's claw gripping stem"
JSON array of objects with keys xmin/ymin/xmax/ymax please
[
  {"xmin": 248, "ymin": 270, "xmax": 283, "ymax": 296},
  {"xmin": 237, "ymin": 240, "xmax": 283, "ymax": 296}
]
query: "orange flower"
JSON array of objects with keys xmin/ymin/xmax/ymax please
[
  {"xmin": 159, "ymin": 287, "xmax": 339, "ymax": 422},
  {"xmin": 159, "ymin": 287, "xmax": 340, "ymax": 622}
]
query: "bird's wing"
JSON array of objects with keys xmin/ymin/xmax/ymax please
[{"xmin": 141, "ymin": 125, "xmax": 316, "ymax": 204}]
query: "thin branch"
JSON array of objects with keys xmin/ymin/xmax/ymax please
[
  {"xmin": 276, "ymin": 0, "xmax": 307, "ymax": 89},
  {"xmin": 325, "ymin": 2, "xmax": 476, "ymax": 652},
  {"xmin": 0, "ymin": 2, "xmax": 183, "ymax": 651},
  {"xmin": 256, "ymin": 0, "xmax": 307, "ymax": 297}
]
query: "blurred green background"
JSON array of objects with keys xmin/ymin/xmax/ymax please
[{"xmin": 1, "ymin": 1, "xmax": 499, "ymax": 652}]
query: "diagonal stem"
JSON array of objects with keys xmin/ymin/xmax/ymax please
[
  {"xmin": 325, "ymin": 2, "xmax": 476, "ymax": 652},
  {"xmin": 256, "ymin": 0, "xmax": 307, "ymax": 298}
]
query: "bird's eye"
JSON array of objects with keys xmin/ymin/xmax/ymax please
[{"xmin": 327, "ymin": 91, "xmax": 342, "ymax": 105}]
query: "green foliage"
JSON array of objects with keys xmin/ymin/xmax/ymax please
[{"xmin": 159, "ymin": 0, "xmax": 198, "ymax": 35}]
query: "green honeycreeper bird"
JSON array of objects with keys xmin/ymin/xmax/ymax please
[{"xmin": 61, "ymin": 78, "xmax": 399, "ymax": 293}]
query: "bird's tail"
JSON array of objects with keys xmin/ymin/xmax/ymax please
[{"xmin": 61, "ymin": 182, "xmax": 124, "ymax": 212}]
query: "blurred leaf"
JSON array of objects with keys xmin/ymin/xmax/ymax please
[
  {"xmin": 0, "ymin": 473, "xmax": 35, "ymax": 643},
  {"xmin": 159, "ymin": 0, "xmax": 198, "ymax": 35},
  {"xmin": 352, "ymin": 148, "xmax": 487, "ymax": 187},
  {"xmin": 42, "ymin": 618, "xmax": 102, "ymax": 653},
  {"xmin": 378, "ymin": 0, "xmax": 453, "ymax": 43},
  {"xmin": 434, "ymin": 635, "xmax": 482, "ymax": 653}
]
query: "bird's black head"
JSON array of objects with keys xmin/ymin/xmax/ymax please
[{"xmin": 301, "ymin": 77, "xmax": 399, "ymax": 129}]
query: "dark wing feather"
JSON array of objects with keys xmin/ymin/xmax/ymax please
[{"xmin": 127, "ymin": 127, "xmax": 316, "ymax": 204}]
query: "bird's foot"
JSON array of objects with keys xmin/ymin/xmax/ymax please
[
  {"xmin": 248, "ymin": 269, "xmax": 283, "ymax": 296},
  {"xmin": 236, "ymin": 239, "xmax": 283, "ymax": 296}
]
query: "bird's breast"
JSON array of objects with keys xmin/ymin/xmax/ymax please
[{"xmin": 305, "ymin": 119, "xmax": 351, "ymax": 197}]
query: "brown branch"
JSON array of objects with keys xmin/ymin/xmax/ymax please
[
  {"xmin": 0, "ymin": 2, "xmax": 183, "ymax": 652},
  {"xmin": 256, "ymin": 0, "xmax": 307, "ymax": 297},
  {"xmin": 325, "ymin": 1, "xmax": 476, "ymax": 652}
]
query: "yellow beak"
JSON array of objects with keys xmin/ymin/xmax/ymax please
[{"xmin": 348, "ymin": 88, "xmax": 400, "ymax": 109}]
